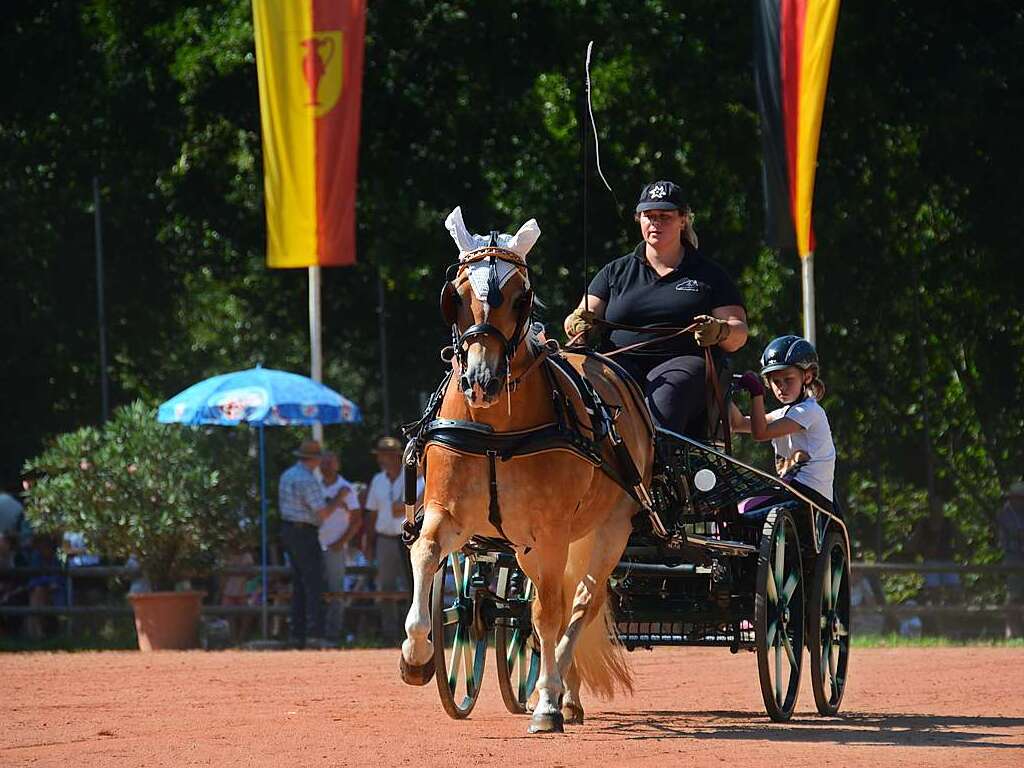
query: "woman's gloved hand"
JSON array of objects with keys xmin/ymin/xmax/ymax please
[
  {"xmin": 736, "ymin": 371, "xmax": 765, "ymax": 397},
  {"xmin": 566, "ymin": 309, "xmax": 600, "ymax": 345},
  {"xmin": 693, "ymin": 314, "xmax": 731, "ymax": 347}
]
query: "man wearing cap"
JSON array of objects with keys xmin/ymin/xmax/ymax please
[
  {"xmin": 278, "ymin": 439, "xmax": 345, "ymax": 649},
  {"xmin": 364, "ymin": 436, "xmax": 423, "ymax": 642},
  {"xmin": 564, "ymin": 180, "xmax": 748, "ymax": 436},
  {"xmin": 998, "ymin": 481, "xmax": 1024, "ymax": 638}
]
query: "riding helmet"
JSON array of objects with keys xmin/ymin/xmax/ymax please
[{"xmin": 760, "ymin": 335, "xmax": 818, "ymax": 376}]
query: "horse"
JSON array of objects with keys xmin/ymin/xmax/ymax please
[{"xmin": 399, "ymin": 208, "xmax": 655, "ymax": 733}]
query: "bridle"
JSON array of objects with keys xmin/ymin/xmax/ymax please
[{"xmin": 439, "ymin": 241, "xmax": 535, "ymax": 384}]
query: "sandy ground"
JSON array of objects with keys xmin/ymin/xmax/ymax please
[{"xmin": 3, "ymin": 646, "xmax": 1023, "ymax": 767}]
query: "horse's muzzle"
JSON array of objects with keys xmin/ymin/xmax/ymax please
[{"xmin": 461, "ymin": 370, "xmax": 503, "ymax": 407}]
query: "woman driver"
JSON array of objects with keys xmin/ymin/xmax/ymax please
[{"xmin": 563, "ymin": 180, "xmax": 748, "ymax": 435}]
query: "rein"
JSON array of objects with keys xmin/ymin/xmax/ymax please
[
  {"xmin": 568, "ymin": 319, "xmax": 701, "ymax": 358},
  {"xmin": 568, "ymin": 319, "xmax": 732, "ymax": 450}
]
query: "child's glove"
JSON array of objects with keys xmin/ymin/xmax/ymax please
[
  {"xmin": 693, "ymin": 314, "xmax": 731, "ymax": 346},
  {"xmin": 736, "ymin": 371, "xmax": 765, "ymax": 397}
]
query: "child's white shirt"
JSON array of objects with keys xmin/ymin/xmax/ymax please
[{"xmin": 766, "ymin": 396, "xmax": 835, "ymax": 501}]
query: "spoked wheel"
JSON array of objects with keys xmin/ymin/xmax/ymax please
[
  {"xmin": 755, "ymin": 507, "xmax": 805, "ymax": 721},
  {"xmin": 432, "ymin": 551, "xmax": 488, "ymax": 719},
  {"xmin": 494, "ymin": 563, "xmax": 540, "ymax": 714},
  {"xmin": 808, "ymin": 530, "xmax": 851, "ymax": 715}
]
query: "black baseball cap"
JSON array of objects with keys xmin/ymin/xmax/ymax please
[{"xmin": 635, "ymin": 180, "xmax": 688, "ymax": 213}]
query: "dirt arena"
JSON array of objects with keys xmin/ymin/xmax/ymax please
[{"xmin": 3, "ymin": 646, "xmax": 1023, "ymax": 767}]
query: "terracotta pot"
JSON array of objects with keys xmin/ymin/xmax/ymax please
[{"xmin": 128, "ymin": 591, "xmax": 206, "ymax": 651}]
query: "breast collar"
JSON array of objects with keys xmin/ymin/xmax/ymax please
[{"xmin": 401, "ymin": 346, "xmax": 648, "ymax": 545}]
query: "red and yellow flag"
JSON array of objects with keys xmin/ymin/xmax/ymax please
[
  {"xmin": 252, "ymin": 0, "xmax": 366, "ymax": 267},
  {"xmin": 754, "ymin": 0, "xmax": 840, "ymax": 258}
]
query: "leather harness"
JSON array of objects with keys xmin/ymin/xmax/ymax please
[{"xmin": 402, "ymin": 343, "xmax": 652, "ymax": 546}]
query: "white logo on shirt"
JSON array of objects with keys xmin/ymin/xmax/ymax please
[{"xmin": 675, "ymin": 279, "xmax": 701, "ymax": 291}]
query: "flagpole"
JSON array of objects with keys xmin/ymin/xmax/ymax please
[
  {"xmin": 377, "ymin": 268, "xmax": 391, "ymax": 433},
  {"xmin": 309, "ymin": 265, "xmax": 324, "ymax": 443},
  {"xmin": 93, "ymin": 176, "xmax": 110, "ymax": 424},
  {"xmin": 258, "ymin": 423, "xmax": 269, "ymax": 639},
  {"xmin": 802, "ymin": 252, "xmax": 816, "ymax": 345}
]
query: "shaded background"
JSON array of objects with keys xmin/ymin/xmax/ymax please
[{"xmin": 2, "ymin": 1, "xmax": 1021, "ymax": 571}]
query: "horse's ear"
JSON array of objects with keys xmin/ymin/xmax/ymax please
[
  {"xmin": 445, "ymin": 206, "xmax": 480, "ymax": 255},
  {"xmin": 507, "ymin": 218, "xmax": 541, "ymax": 260},
  {"xmin": 440, "ymin": 280, "xmax": 461, "ymax": 327}
]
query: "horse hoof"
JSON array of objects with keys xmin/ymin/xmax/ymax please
[
  {"xmin": 561, "ymin": 702, "xmax": 585, "ymax": 725},
  {"xmin": 528, "ymin": 711, "xmax": 565, "ymax": 734},
  {"xmin": 399, "ymin": 655, "xmax": 435, "ymax": 686}
]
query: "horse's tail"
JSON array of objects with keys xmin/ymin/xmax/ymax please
[{"xmin": 571, "ymin": 597, "xmax": 633, "ymax": 699}]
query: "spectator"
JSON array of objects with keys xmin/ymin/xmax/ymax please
[
  {"xmin": 0, "ymin": 531, "xmax": 28, "ymax": 637},
  {"xmin": 0, "ymin": 489, "xmax": 31, "ymax": 543},
  {"xmin": 997, "ymin": 481, "xmax": 1024, "ymax": 639},
  {"xmin": 318, "ymin": 450, "xmax": 360, "ymax": 643},
  {"xmin": 849, "ymin": 570, "xmax": 886, "ymax": 636},
  {"xmin": 278, "ymin": 439, "xmax": 344, "ymax": 649},
  {"xmin": 220, "ymin": 541, "xmax": 257, "ymax": 645},
  {"xmin": 24, "ymin": 533, "xmax": 65, "ymax": 639},
  {"xmin": 365, "ymin": 436, "xmax": 422, "ymax": 643},
  {"xmin": 61, "ymin": 531, "xmax": 105, "ymax": 635},
  {"xmin": 907, "ymin": 512, "xmax": 963, "ymax": 635}
]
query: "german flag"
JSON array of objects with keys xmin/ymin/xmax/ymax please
[
  {"xmin": 754, "ymin": 0, "xmax": 840, "ymax": 258},
  {"xmin": 252, "ymin": 0, "xmax": 366, "ymax": 267}
]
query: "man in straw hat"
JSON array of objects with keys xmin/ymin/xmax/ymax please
[
  {"xmin": 278, "ymin": 439, "xmax": 346, "ymax": 649},
  {"xmin": 364, "ymin": 436, "xmax": 423, "ymax": 643},
  {"xmin": 998, "ymin": 480, "xmax": 1024, "ymax": 638}
]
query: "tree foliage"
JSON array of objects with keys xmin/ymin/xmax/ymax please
[
  {"xmin": 21, "ymin": 401, "xmax": 255, "ymax": 590},
  {"xmin": 3, "ymin": 1, "xmax": 1022, "ymax": 566}
]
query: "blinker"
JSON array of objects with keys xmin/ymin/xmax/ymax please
[{"xmin": 486, "ymin": 253, "xmax": 504, "ymax": 309}]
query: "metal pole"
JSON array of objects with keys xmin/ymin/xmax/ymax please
[
  {"xmin": 259, "ymin": 423, "xmax": 269, "ymax": 639},
  {"xmin": 308, "ymin": 265, "xmax": 324, "ymax": 443},
  {"xmin": 874, "ymin": 456, "xmax": 884, "ymax": 562},
  {"xmin": 801, "ymin": 251, "xmax": 816, "ymax": 345},
  {"xmin": 377, "ymin": 268, "xmax": 391, "ymax": 433},
  {"xmin": 93, "ymin": 176, "xmax": 110, "ymax": 423}
]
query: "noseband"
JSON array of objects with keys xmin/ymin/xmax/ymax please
[{"xmin": 440, "ymin": 240, "xmax": 534, "ymax": 381}]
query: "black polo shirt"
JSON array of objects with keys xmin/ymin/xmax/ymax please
[{"xmin": 588, "ymin": 242, "xmax": 744, "ymax": 362}]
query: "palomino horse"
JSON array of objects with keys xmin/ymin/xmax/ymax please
[{"xmin": 399, "ymin": 208, "xmax": 654, "ymax": 733}]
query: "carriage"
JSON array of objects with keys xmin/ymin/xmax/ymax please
[
  {"xmin": 413, "ymin": 372, "xmax": 851, "ymax": 724},
  {"xmin": 401, "ymin": 213, "xmax": 850, "ymax": 730}
]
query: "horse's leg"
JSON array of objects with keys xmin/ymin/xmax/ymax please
[
  {"xmin": 555, "ymin": 505, "xmax": 635, "ymax": 701},
  {"xmin": 561, "ymin": 662, "xmax": 585, "ymax": 725},
  {"xmin": 556, "ymin": 573, "xmax": 599, "ymax": 674},
  {"xmin": 400, "ymin": 505, "xmax": 464, "ymax": 685},
  {"xmin": 520, "ymin": 540, "xmax": 570, "ymax": 734}
]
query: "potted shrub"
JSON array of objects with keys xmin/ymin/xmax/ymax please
[{"xmin": 23, "ymin": 400, "xmax": 252, "ymax": 650}]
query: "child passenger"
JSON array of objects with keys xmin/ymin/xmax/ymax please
[{"xmin": 731, "ymin": 335, "xmax": 837, "ymax": 514}]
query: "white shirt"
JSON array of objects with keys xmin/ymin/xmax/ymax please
[
  {"xmin": 366, "ymin": 470, "xmax": 424, "ymax": 536},
  {"xmin": 767, "ymin": 397, "xmax": 835, "ymax": 501},
  {"xmin": 318, "ymin": 475, "xmax": 356, "ymax": 549}
]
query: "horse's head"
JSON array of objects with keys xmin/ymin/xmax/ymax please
[{"xmin": 441, "ymin": 208, "xmax": 541, "ymax": 408}]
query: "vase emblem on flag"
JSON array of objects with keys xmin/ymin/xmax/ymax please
[{"xmin": 301, "ymin": 32, "xmax": 343, "ymax": 117}]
